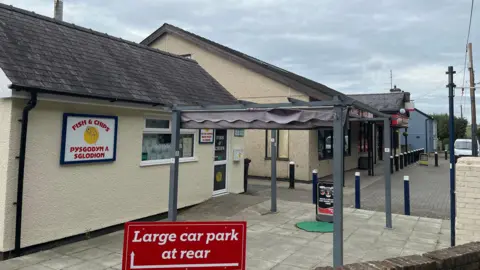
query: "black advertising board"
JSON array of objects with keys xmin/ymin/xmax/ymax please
[{"xmin": 316, "ymin": 181, "xmax": 334, "ymax": 222}]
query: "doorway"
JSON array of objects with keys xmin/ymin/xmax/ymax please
[{"xmin": 213, "ymin": 129, "xmax": 228, "ymax": 195}]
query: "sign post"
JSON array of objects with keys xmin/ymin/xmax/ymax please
[
  {"xmin": 122, "ymin": 221, "xmax": 247, "ymax": 270},
  {"xmin": 316, "ymin": 181, "xmax": 334, "ymax": 222}
]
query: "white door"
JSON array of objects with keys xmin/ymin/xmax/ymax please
[{"xmin": 213, "ymin": 129, "xmax": 228, "ymax": 196}]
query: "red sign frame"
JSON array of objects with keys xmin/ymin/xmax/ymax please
[{"xmin": 122, "ymin": 221, "xmax": 247, "ymax": 270}]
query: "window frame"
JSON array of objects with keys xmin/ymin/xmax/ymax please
[
  {"xmin": 140, "ymin": 116, "xmax": 197, "ymax": 167},
  {"xmin": 264, "ymin": 130, "xmax": 289, "ymax": 161},
  {"xmin": 318, "ymin": 122, "xmax": 351, "ymax": 160}
]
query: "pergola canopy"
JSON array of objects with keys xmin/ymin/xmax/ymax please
[
  {"xmin": 168, "ymin": 97, "xmax": 393, "ymax": 268},
  {"xmin": 181, "ymin": 107, "xmax": 347, "ymax": 129}
]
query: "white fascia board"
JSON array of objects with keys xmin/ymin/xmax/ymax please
[
  {"xmin": 10, "ymin": 91, "xmax": 172, "ymax": 113},
  {"xmin": 0, "ymin": 68, "xmax": 12, "ymax": 98}
]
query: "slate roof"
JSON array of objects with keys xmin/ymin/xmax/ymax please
[
  {"xmin": 140, "ymin": 23, "xmax": 351, "ymax": 101},
  {"xmin": 414, "ymin": 108, "xmax": 433, "ymax": 120},
  {"xmin": 346, "ymin": 92, "xmax": 410, "ymax": 113},
  {"xmin": 0, "ymin": 4, "xmax": 237, "ymax": 106}
]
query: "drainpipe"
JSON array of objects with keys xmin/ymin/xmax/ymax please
[
  {"xmin": 14, "ymin": 91, "xmax": 38, "ymax": 256},
  {"xmin": 425, "ymin": 118, "xmax": 429, "ymax": 153}
]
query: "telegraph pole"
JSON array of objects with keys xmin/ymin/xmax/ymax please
[
  {"xmin": 447, "ymin": 66, "xmax": 456, "ymax": 247},
  {"xmin": 468, "ymin": 43, "xmax": 477, "ymax": 156}
]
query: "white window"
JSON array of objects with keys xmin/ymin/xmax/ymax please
[{"xmin": 140, "ymin": 117, "xmax": 196, "ymax": 166}]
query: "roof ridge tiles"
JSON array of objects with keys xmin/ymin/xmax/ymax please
[{"xmin": 0, "ymin": 3, "xmax": 196, "ymax": 64}]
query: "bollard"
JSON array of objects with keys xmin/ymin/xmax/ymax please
[
  {"xmin": 404, "ymin": 152, "xmax": 408, "ymax": 167},
  {"xmin": 289, "ymin": 161, "xmax": 295, "ymax": 189},
  {"xmin": 390, "ymin": 156, "xmax": 394, "ymax": 174},
  {"xmin": 312, "ymin": 169, "xmax": 318, "ymax": 204},
  {"xmin": 407, "ymin": 151, "xmax": 411, "ymax": 165},
  {"xmin": 400, "ymin": 153, "xmax": 404, "ymax": 169},
  {"xmin": 355, "ymin": 172, "xmax": 361, "ymax": 209},
  {"xmin": 395, "ymin": 155, "xmax": 399, "ymax": 171},
  {"xmin": 444, "ymin": 150, "xmax": 448, "ymax": 160},
  {"xmin": 435, "ymin": 152, "xmax": 438, "ymax": 167},
  {"xmin": 404, "ymin": 175, "xmax": 410, "ymax": 215}
]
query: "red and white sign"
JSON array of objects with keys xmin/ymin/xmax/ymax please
[
  {"xmin": 60, "ymin": 113, "xmax": 118, "ymax": 164},
  {"xmin": 391, "ymin": 113, "xmax": 409, "ymax": 127},
  {"xmin": 199, "ymin": 129, "xmax": 214, "ymax": 144},
  {"xmin": 122, "ymin": 221, "xmax": 247, "ymax": 270}
]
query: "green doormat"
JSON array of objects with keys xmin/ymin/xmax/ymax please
[{"xmin": 295, "ymin": 221, "xmax": 334, "ymax": 233}]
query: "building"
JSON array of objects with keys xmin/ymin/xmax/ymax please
[
  {"xmin": 141, "ymin": 23, "xmax": 376, "ymax": 180},
  {"xmin": 141, "ymin": 24, "xmax": 414, "ymax": 179},
  {"xmin": 347, "ymin": 86, "xmax": 414, "ymax": 157},
  {"xmin": 0, "ymin": 4, "xmax": 244, "ymax": 257},
  {"xmin": 400, "ymin": 109, "xmax": 437, "ymax": 152}
]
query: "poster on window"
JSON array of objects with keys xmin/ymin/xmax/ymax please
[
  {"xmin": 199, "ymin": 129, "xmax": 214, "ymax": 144},
  {"xmin": 60, "ymin": 113, "xmax": 118, "ymax": 165}
]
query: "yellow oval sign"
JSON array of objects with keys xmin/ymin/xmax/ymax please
[
  {"xmin": 84, "ymin": 126, "xmax": 99, "ymax": 144},
  {"xmin": 215, "ymin": 171, "xmax": 223, "ymax": 182}
]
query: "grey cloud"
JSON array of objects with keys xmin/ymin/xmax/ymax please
[{"xmin": 2, "ymin": 0, "xmax": 479, "ymax": 122}]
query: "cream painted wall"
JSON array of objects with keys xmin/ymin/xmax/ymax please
[
  {"xmin": 0, "ymin": 98, "xmax": 14, "ymax": 251},
  {"xmin": 150, "ymin": 35, "xmax": 314, "ymax": 180},
  {"xmin": 0, "ymin": 98, "xmax": 243, "ymax": 251}
]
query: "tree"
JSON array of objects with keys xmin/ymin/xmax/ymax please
[{"xmin": 430, "ymin": 113, "xmax": 468, "ymax": 147}]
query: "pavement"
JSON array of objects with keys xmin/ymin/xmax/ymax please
[
  {"xmin": 0, "ymin": 195, "xmax": 450, "ymax": 270},
  {"xmin": 248, "ymin": 156, "xmax": 450, "ymax": 219}
]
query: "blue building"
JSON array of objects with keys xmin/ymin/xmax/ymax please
[{"xmin": 401, "ymin": 109, "xmax": 437, "ymax": 152}]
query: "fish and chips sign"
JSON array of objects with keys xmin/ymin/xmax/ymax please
[
  {"xmin": 122, "ymin": 221, "xmax": 247, "ymax": 270},
  {"xmin": 60, "ymin": 113, "xmax": 118, "ymax": 165}
]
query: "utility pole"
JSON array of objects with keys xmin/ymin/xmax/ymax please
[
  {"xmin": 446, "ymin": 66, "xmax": 456, "ymax": 247},
  {"xmin": 461, "ymin": 105, "xmax": 463, "ymax": 119},
  {"xmin": 468, "ymin": 43, "xmax": 477, "ymax": 156}
]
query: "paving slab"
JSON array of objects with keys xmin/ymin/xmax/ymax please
[{"xmin": 0, "ymin": 195, "xmax": 447, "ymax": 269}]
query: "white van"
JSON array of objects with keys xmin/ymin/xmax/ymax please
[{"xmin": 454, "ymin": 138, "xmax": 480, "ymax": 161}]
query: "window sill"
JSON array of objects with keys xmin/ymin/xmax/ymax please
[
  {"xmin": 265, "ymin": 157, "xmax": 290, "ymax": 161},
  {"xmin": 140, "ymin": 157, "xmax": 198, "ymax": 167}
]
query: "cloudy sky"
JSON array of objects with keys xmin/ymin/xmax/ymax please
[{"xmin": 2, "ymin": 0, "xmax": 479, "ymax": 121}]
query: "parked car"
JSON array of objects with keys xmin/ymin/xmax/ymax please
[{"xmin": 454, "ymin": 138, "xmax": 480, "ymax": 162}]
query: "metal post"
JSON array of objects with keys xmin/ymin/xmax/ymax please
[
  {"xmin": 384, "ymin": 118, "xmax": 393, "ymax": 229},
  {"xmin": 395, "ymin": 155, "xmax": 399, "ymax": 171},
  {"xmin": 332, "ymin": 105, "xmax": 344, "ymax": 267},
  {"xmin": 400, "ymin": 153, "xmax": 404, "ymax": 169},
  {"xmin": 404, "ymin": 176, "xmax": 410, "ymax": 215},
  {"xmin": 355, "ymin": 172, "xmax": 361, "ymax": 209},
  {"xmin": 435, "ymin": 152, "xmax": 439, "ymax": 167},
  {"xmin": 312, "ymin": 169, "xmax": 318, "ymax": 204},
  {"xmin": 271, "ymin": 130, "xmax": 278, "ymax": 212},
  {"xmin": 168, "ymin": 110, "xmax": 181, "ymax": 221},
  {"xmin": 289, "ymin": 161, "xmax": 295, "ymax": 189},
  {"xmin": 390, "ymin": 156, "xmax": 394, "ymax": 174},
  {"xmin": 447, "ymin": 66, "xmax": 456, "ymax": 247},
  {"xmin": 367, "ymin": 123, "xmax": 372, "ymax": 175}
]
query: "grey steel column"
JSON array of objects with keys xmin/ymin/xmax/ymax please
[
  {"xmin": 333, "ymin": 106, "xmax": 344, "ymax": 267},
  {"xmin": 168, "ymin": 110, "xmax": 181, "ymax": 221},
  {"xmin": 384, "ymin": 118, "xmax": 392, "ymax": 228},
  {"xmin": 271, "ymin": 130, "xmax": 278, "ymax": 212}
]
